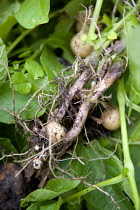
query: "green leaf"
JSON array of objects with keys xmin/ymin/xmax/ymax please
[
  {"xmin": 40, "ymin": 197, "xmax": 63, "ymax": 210},
  {"xmin": 11, "ymin": 72, "xmax": 32, "ymax": 94},
  {"xmin": 0, "ymin": 81, "xmax": 45, "ymax": 123},
  {"xmin": 21, "ymin": 179, "xmax": 80, "ymax": 207},
  {"xmin": 25, "ymin": 58, "xmax": 45, "ymax": 79},
  {"xmin": 107, "ymin": 31, "xmax": 117, "ymax": 40},
  {"xmin": 14, "ymin": 83, "xmax": 32, "ymax": 95},
  {"xmin": 130, "ymin": 145, "xmax": 140, "ymax": 194},
  {"xmin": 26, "ymin": 201, "xmax": 47, "ymax": 210},
  {"xmin": 126, "ymin": 15, "xmax": 139, "ymax": 37},
  {"xmin": 26, "ymin": 197, "xmax": 63, "ymax": 210},
  {"xmin": 128, "ymin": 118, "xmax": 140, "ymax": 142},
  {"xmin": 34, "ymin": 75, "xmax": 51, "ymax": 93},
  {"xmin": 26, "ymin": 202, "xmax": 45, "ymax": 210},
  {"xmin": 129, "ymin": 123, "xmax": 140, "ymax": 142},
  {"xmin": 71, "ymin": 142, "xmax": 134, "ymax": 210},
  {"xmin": 0, "ymin": 16, "xmax": 17, "ymax": 42},
  {"xmin": 63, "ymin": 0, "xmax": 93, "ymax": 16},
  {"xmin": 18, "ymin": 50, "xmax": 32, "ymax": 58},
  {"xmin": 0, "ymin": 123, "xmax": 28, "ymax": 153},
  {"xmin": 0, "ymin": 137, "xmax": 18, "ymax": 164},
  {"xmin": 126, "ymin": 23, "xmax": 140, "ymax": 105},
  {"xmin": 0, "ymin": 137, "xmax": 17, "ymax": 154},
  {"xmin": 101, "ymin": 14, "xmax": 112, "ymax": 26},
  {"xmin": 46, "ymin": 31, "xmax": 74, "ymax": 63},
  {"xmin": 0, "ymin": 1, "xmax": 19, "ymax": 24},
  {"xmin": 0, "ymin": 38, "xmax": 8, "ymax": 85},
  {"xmin": 55, "ymin": 17, "xmax": 74, "ymax": 32},
  {"xmin": 40, "ymin": 48, "xmax": 64, "ymax": 81},
  {"xmin": 44, "ymin": 178, "xmax": 80, "ymax": 192},
  {"xmin": 14, "ymin": 0, "xmax": 50, "ymax": 29}
]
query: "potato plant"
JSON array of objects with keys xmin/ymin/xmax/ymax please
[{"xmin": 0, "ymin": 0, "xmax": 140, "ymax": 210}]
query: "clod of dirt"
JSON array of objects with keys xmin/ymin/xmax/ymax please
[
  {"xmin": 46, "ymin": 121, "xmax": 66, "ymax": 142},
  {"xmin": 0, "ymin": 163, "xmax": 26, "ymax": 210},
  {"xmin": 101, "ymin": 107, "xmax": 120, "ymax": 130}
]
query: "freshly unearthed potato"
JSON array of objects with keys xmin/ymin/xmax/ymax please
[
  {"xmin": 33, "ymin": 158, "xmax": 42, "ymax": 169},
  {"xmin": 75, "ymin": 10, "xmax": 103, "ymax": 33},
  {"xmin": 101, "ymin": 107, "xmax": 120, "ymax": 130},
  {"xmin": 76, "ymin": 10, "xmax": 91, "ymax": 33},
  {"xmin": 70, "ymin": 33, "xmax": 93, "ymax": 58},
  {"xmin": 46, "ymin": 121, "xmax": 66, "ymax": 142}
]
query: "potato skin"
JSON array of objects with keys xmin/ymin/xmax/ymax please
[
  {"xmin": 101, "ymin": 107, "xmax": 120, "ymax": 130},
  {"xmin": 76, "ymin": 10, "xmax": 91, "ymax": 33},
  {"xmin": 70, "ymin": 33, "xmax": 93, "ymax": 58},
  {"xmin": 46, "ymin": 121, "xmax": 66, "ymax": 142}
]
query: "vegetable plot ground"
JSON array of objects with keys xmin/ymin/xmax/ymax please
[{"xmin": 0, "ymin": 0, "xmax": 140, "ymax": 209}]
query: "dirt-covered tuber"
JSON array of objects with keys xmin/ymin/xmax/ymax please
[
  {"xmin": 76, "ymin": 10, "xmax": 91, "ymax": 33},
  {"xmin": 101, "ymin": 107, "xmax": 120, "ymax": 130},
  {"xmin": 70, "ymin": 33, "xmax": 93, "ymax": 58},
  {"xmin": 46, "ymin": 121, "xmax": 66, "ymax": 142}
]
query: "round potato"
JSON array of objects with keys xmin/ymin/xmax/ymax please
[
  {"xmin": 70, "ymin": 33, "xmax": 93, "ymax": 58},
  {"xmin": 46, "ymin": 121, "xmax": 66, "ymax": 142},
  {"xmin": 101, "ymin": 107, "xmax": 120, "ymax": 130}
]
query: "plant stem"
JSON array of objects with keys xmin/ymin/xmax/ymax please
[
  {"xmin": 7, "ymin": 29, "xmax": 32, "ymax": 55},
  {"xmin": 111, "ymin": 0, "xmax": 124, "ymax": 15},
  {"xmin": 117, "ymin": 79, "xmax": 140, "ymax": 210},
  {"xmin": 125, "ymin": 93, "xmax": 140, "ymax": 113},
  {"xmin": 31, "ymin": 44, "xmax": 44, "ymax": 60},
  {"xmin": 88, "ymin": 0, "xmax": 104, "ymax": 40},
  {"xmin": 63, "ymin": 173, "xmax": 124, "ymax": 203},
  {"xmin": 94, "ymin": 3, "xmax": 140, "ymax": 50}
]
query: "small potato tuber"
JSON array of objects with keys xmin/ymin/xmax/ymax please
[
  {"xmin": 70, "ymin": 33, "xmax": 93, "ymax": 58},
  {"xmin": 76, "ymin": 10, "xmax": 91, "ymax": 33},
  {"xmin": 101, "ymin": 107, "xmax": 120, "ymax": 130},
  {"xmin": 33, "ymin": 158, "xmax": 42, "ymax": 169},
  {"xmin": 46, "ymin": 121, "xmax": 66, "ymax": 142}
]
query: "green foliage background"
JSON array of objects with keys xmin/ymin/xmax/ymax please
[{"xmin": 0, "ymin": 0, "xmax": 140, "ymax": 209}]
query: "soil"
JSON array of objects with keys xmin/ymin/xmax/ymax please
[{"xmin": 0, "ymin": 163, "xmax": 38, "ymax": 210}]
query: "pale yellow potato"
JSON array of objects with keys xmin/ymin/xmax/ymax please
[
  {"xmin": 33, "ymin": 158, "xmax": 42, "ymax": 169},
  {"xmin": 101, "ymin": 107, "xmax": 120, "ymax": 130},
  {"xmin": 46, "ymin": 121, "xmax": 66, "ymax": 142},
  {"xmin": 76, "ymin": 10, "xmax": 91, "ymax": 33},
  {"xmin": 70, "ymin": 33, "xmax": 93, "ymax": 58}
]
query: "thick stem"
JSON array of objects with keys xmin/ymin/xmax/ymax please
[
  {"xmin": 56, "ymin": 68, "xmax": 92, "ymax": 121},
  {"xmin": 90, "ymin": 63, "xmax": 124, "ymax": 103},
  {"xmin": 117, "ymin": 80, "xmax": 140, "ymax": 210},
  {"xmin": 65, "ymin": 100, "xmax": 91, "ymax": 141},
  {"xmin": 88, "ymin": 0, "xmax": 104, "ymax": 38},
  {"xmin": 66, "ymin": 63, "xmax": 124, "ymax": 142}
]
